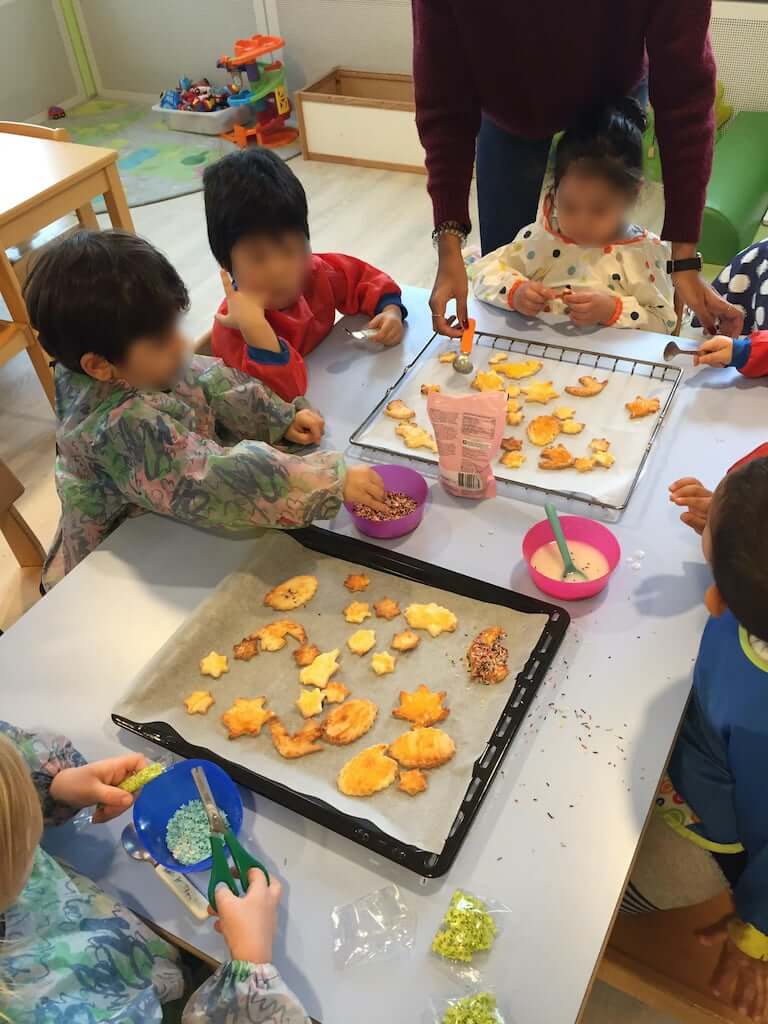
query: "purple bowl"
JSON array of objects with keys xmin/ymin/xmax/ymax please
[{"xmin": 345, "ymin": 464, "xmax": 428, "ymax": 539}]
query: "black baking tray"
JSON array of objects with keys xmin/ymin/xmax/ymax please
[{"xmin": 113, "ymin": 525, "xmax": 569, "ymax": 877}]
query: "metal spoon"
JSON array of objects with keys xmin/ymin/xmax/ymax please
[
  {"xmin": 343, "ymin": 326, "xmax": 378, "ymax": 341},
  {"xmin": 121, "ymin": 824, "xmax": 210, "ymax": 920},
  {"xmin": 663, "ymin": 339, "xmax": 699, "ymax": 362},
  {"xmin": 454, "ymin": 317, "xmax": 476, "ymax": 374},
  {"xmin": 545, "ymin": 503, "xmax": 588, "ymax": 582}
]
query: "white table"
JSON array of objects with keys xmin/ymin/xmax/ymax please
[{"xmin": 3, "ymin": 288, "xmax": 763, "ymax": 1023}]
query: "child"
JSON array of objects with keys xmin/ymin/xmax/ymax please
[
  {"xmin": 628, "ymin": 454, "xmax": 768, "ymax": 1022},
  {"xmin": 0, "ymin": 720, "xmax": 309, "ymax": 1022},
  {"xmin": 23, "ymin": 230, "xmax": 386, "ymax": 590},
  {"xmin": 471, "ymin": 100, "xmax": 677, "ymax": 333},
  {"xmin": 203, "ymin": 149, "xmax": 406, "ymax": 402},
  {"xmin": 691, "ymin": 328, "xmax": 768, "ymax": 377},
  {"xmin": 705, "ymin": 238, "xmax": 768, "ymax": 335}
]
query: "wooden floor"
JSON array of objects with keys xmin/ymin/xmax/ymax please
[{"xmin": 0, "ymin": 154, "xmax": 684, "ymax": 1023}]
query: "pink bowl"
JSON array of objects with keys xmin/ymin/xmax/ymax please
[
  {"xmin": 522, "ymin": 514, "xmax": 621, "ymax": 601},
  {"xmin": 345, "ymin": 464, "xmax": 428, "ymax": 539}
]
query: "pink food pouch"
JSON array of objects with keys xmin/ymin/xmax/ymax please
[{"xmin": 427, "ymin": 390, "xmax": 506, "ymax": 498}]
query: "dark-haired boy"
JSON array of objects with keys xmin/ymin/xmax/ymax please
[
  {"xmin": 24, "ymin": 230, "xmax": 386, "ymax": 588},
  {"xmin": 203, "ymin": 149, "xmax": 406, "ymax": 402},
  {"xmin": 656, "ymin": 453, "xmax": 768, "ymax": 1018}
]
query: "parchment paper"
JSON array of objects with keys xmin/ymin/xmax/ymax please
[
  {"xmin": 115, "ymin": 532, "xmax": 548, "ymax": 853},
  {"xmin": 352, "ymin": 336, "xmax": 676, "ymax": 508}
]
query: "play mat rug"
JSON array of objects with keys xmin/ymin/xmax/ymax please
[{"xmin": 44, "ymin": 98, "xmax": 299, "ymax": 210}]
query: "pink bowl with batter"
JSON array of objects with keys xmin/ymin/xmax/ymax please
[
  {"xmin": 345, "ymin": 463, "xmax": 428, "ymax": 539},
  {"xmin": 522, "ymin": 514, "xmax": 621, "ymax": 601}
]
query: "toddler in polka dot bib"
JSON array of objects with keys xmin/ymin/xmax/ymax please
[{"xmin": 470, "ymin": 99, "xmax": 677, "ymax": 335}]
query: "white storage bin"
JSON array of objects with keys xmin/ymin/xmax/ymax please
[{"xmin": 151, "ymin": 102, "xmax": 252, "ymax": 136}]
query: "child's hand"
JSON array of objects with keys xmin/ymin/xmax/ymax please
[
  {"xmin": 49, "ymin": 753, "xmax": 148, "ymax": 823},
  {"xmin": 698, "ymin": 916, "xmax": 768, "ymax": 1021},
  {"xmin": 669, "ymin": 477, "xmax": 712, "ymax": 534},
  {"xmin": 343, "ymin": 465, "xmax": 387, "ymax": 512},
  {"xmin": 215, "ymin": 270, "xmax": 267, "ymax": 332},
  {"xmin": 285, "ymin": 409, "xmax": 325, "ymax": 445},
  {"xmin": 367, "ymin": 305, "xmax": 404, "ymax": 347},
  {"xmin": 513, "ymin": 280, "xmax": 556, "ymax": 317},
  {"xmin": 213, "ymin": 870, "xmax": 281, "ymax": 965},
  {"xmin": 566, "ymin": 290, "xmax": 617, "ymax": 326},
  {"xmin": 695, "ymin": 335, "xmax": 734, "ymax": 368}
]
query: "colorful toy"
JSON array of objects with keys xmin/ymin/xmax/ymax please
[
  {"xmin": 217, "ymin": 35, "xmax": 298, "ymax": 149},
  {"xmin": 158, "ymin": 77, "xmax": 233, "ymax": 114},
  {"xmin": 48, "ymin": 106, "xmax": 66, "ymax": 120}
]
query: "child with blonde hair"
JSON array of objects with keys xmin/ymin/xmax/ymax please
[{"xmin": 0, "ymin": 721, "xmax": 309, "ymax": 1022}]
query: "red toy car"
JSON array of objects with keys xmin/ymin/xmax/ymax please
[{"xmin": 48, "ymin": 106, "xmax": 66, "ymax": 120}]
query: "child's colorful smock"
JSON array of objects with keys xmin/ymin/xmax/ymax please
[
  {"xmin": 44, "ymin": 356, "xmax": 345, "ymax": 589},
  {"xmin": 0, "ymin": 721, "xmax": 310, "ymax": 1022},
  {"xmin": 212, "ymin": 251, "xmax": 406, "ymax": 401},
  {"xmin": 471, "ymin": 206, "xmax": 676, "ymax": 334}
]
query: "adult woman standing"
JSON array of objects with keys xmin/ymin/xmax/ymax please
[{"xmin": 412, "ymin": 0, "xmax": 743, "ymax": 339}]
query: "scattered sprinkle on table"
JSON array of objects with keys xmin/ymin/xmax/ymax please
[
  {"xmin": 165, "ymin": 799, "xmax": 228, "ymax": 866},
  {"xmin": 353, "ymin": 491, "xmax": 418, "ymax": 522}
]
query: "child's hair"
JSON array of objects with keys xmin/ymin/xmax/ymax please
[
  {"xmin": 0, "ymin": 736, "xmax": 42, "ymax": 913},
  {"xmin": 203, "ymin": 149, "xmax": 309, "ymax": 271},
  {"xmin": 712, "ymin": 458, "xmax": 768, "ymax": 640},
  {"xmin": 23, "ymin": 230, "xmax": 189, "ymax": 374},
  {"xmin": 553, "ymin": 98, "xmax": 647, "ymax": 196}
]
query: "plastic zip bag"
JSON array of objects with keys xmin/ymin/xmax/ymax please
[
  {"xmin": 331, "ymin": 883, "xmax": 416, "ymax": 968},
  {"xmin": 427, "ymin": 391, "xmax": 506, "ymax": 499},
  {"xmin": 432, "ymin": 991, "xmax": 508, "ymax": 1023},
  {"xmin": 431, "ymin": 889, "xmax": 511, "ymax": 982}
]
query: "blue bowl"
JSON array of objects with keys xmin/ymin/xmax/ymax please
[{"xmin": 133, "ymin": 759, "xmax": 243, "ymax": 873}]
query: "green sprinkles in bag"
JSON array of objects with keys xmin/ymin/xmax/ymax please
[
  {"xmin": 432, "ymin": 890, "xmax": 497, "ymax": 962},
  {"xmin": 166, "ymin": 799, "xmax": 229, "ymax": 866},
  {"xmin": 442, "ymin": 992, "xmax": 504, "ymax": 1024}
]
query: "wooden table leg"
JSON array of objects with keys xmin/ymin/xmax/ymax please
[
  {"xmin": 102, "ymin": 163, "xmax": 135, "ymax": 232},
  {"xmin": 76, "ymin": 202, "xmax": 100, "ymax": 231},
  {"xmin": 0, "ymin": 249, "xmax": 55, "ymax": 409}
]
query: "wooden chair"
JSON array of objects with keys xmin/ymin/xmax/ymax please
[
  {"xmin": 0, "ymin": 121, "xmax": 99, "ymax": 410},
  {"xmin": 0, "ymin": 458, "xmax": 45, "ymax": 629},
  {"xmin": 598, "ymin": 891, "xmax": 742, "ymax": 1022}
]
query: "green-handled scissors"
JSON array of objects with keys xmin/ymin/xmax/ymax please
[{"xmin": 191, "ymin": 765, "xmax": 270, "ymax": 911}]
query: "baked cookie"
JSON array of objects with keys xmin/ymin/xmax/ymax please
[
  {"xmin": 221, "ymin": 697, "xmax": 274, "ymax": 739},
  {"xmin": 392, "ymin": 683, "xmax": 449, "ymax": 727},
  {"xmin": 467, "ymin": 627, "xmax": 509, "ymax": 684},
  {"xmin": 323, "ymin": 698, "xmax": 378, "ymax": 745},
  {"xmin": 560, "ymin": 419, "xmax": 585, "ymax": 435},
  {"xmin": 385, "ymin": 399, "xmax": 416, "ymax": 420},
  {"xmin": 233, "ymin": 637, "xmax": 259, "ymax": 662},
  {"xmin": 347, "ymin": 629, "xmax": 376, "ymax": 656},
  {"xmin": 500, "ymin": 436, "xmax": 523, "ymax": 451},
  {"xmin": 527, "ymin": 415, "xmax": 561, "ymax": 446},
  {"xmin": 337, "ymin": 744, "xmax": 398, "ymax": 796},
  {"xmin": 395, "ymin": 422, "xmax": 438, "ymax": 452},
  {"xmin": 200, "ymin": 651, "xmax": 229, "ymax": 679},
  {"xmin": 344, "ymin": 573, "xmax": 370, "ymax": 592},
  {"xmin": 269, "ymin": 719, "xmax": 324, "ymax": 759},
  {"xmin": 299, "ymin": 649, "xmax": 340, "ymax": 687},
  {"xmin": 495, "ymin": 359, "xmax": 543, "ymax": 379},
  {"xmin": 344, "ymin": 601, "xmax": 371, "ymax": 624},
  {"xmin": 371, "ymin": 651, "xmax": 396, "ymax": 675},
  {"xmin": 264, "ymin": 575, "xmax": 318, "ymax": 611},
  {"xmin": 522, "ymin": 380, "xmax": 559, "ymax": 404},
  {"xmin": 500, "ymin": 450, "xmax": 526, "ymax": 469},
  {"xmin": 565, "ymin": 375, "xmax": 608, "ymax": 398},
  {"xmin": 296, "ymin": 688, "xmax": 325, "ymax": 719},
  {"xmin": 389, "ymin": 727, "xmax": 456, "ymax": 769},
  {"xmin": 373, "ymin": 597, "xmax": 400, "ymax": 620},
  {"xmin": 471, "ymin": 370, "xmax": 505, "ymax": 392},
  {"xmin": 404, "ymin": 602, "xmax": 458, "ymax": 637},
  {"xmin": 391, "ymin": 629, "xmax": 420, "ymax": 652},
  {"xmin": 626, "ymin": 396, "xmax": 660, "ymax": 419},
  {"xmin": 253, "ymin": 619, "xmax": 306, "ymax": 652},
  {"xmin": 421, "ymin": 384, "xmax": 441, "ymax": 396},
  {"xmin": 398, "ymin": 769, "xmax": 428, "ymax": 796},
  {"xmin": 184, "ymin": 691, "xmax": 214, "ymax": 715},
  {"xmin": 293, "ymin": 643, "xmax": 321, "ymax": 667},
  {"xmin": 539, "ymin": 444, "xmax": 575, "ymax": 470}
]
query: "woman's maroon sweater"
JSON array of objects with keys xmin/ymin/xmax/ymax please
[{"xmin": 412, "ymin": 0, "xmax": 716, "ymax": 243}]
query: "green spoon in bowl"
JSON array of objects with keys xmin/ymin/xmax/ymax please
[{"xmin": 545, "ymin": 503, "xmax": 588, "ymax": 582}]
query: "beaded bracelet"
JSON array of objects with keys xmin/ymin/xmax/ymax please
[{"xmin": 432, "ymin": 221, "xmax": 470, "ymax": 246}]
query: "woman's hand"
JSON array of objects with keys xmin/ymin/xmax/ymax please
[
  {"xmin": 430, "ymin": 234, "xmax": 467, "ymax": 338},
  {"xmin": 673, "ymin": 269, "xmax": 745, "ymax": 338},
  {"xmin": 49, "ymin": 753, "xmax": 147, "ymax": 823},
  {"xmin": 213, "ymin": 870, "xmax": 281, "ymax": 965}
]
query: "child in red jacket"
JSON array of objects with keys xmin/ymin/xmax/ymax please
[
  {"xmin": 203, "ymin": 149, "xmax": 406, "ymax": 402},
  {"xmin": 694, "ymin": 330, "xmax": 768, "ymax": 377}
]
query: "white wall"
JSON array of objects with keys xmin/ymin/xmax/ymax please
[
  {"xmin": 0, "ymin": 0, "xmax": 78, "ymax": 120},
  {"xmin": 276, "ymin": 0, "xmax": 412, "ymax": 91},
  {"xmin": 78, "ymin": 0, "xmax": 261, "ymax": 94}
]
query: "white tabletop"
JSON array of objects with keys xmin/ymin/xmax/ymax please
[{"xmin": 3, "ymin": 288, "xmax": 763, "ymax": 1024}]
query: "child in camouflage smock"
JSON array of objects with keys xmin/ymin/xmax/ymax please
[{"xmin": 23, "ymin": 231, "xmax": 387, "ymax": 589}]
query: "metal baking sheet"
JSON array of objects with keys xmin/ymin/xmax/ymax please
[
  {"xmin": 114, "ymin": 528, "xmax": 567, "ymax": 875},
  {"xmin": 350, "ymin": 331, "xmax": 681, "ymax": 516}
]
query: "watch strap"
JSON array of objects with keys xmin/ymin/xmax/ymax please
[{"xmin": 666, "ymin": 252, "xmax": 703, "ymax": 274}]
